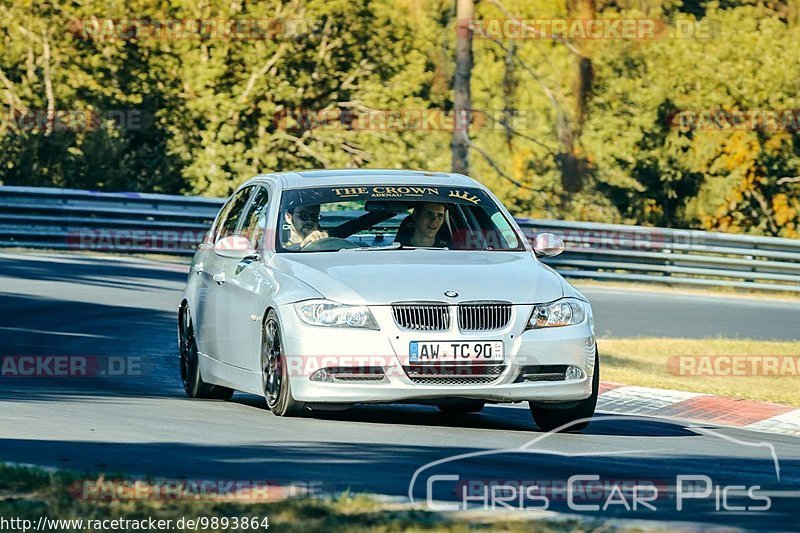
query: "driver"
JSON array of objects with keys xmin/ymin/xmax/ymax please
[{"xmin": 284, "ymin": 204, "xmax": 329, "ymax": 249}]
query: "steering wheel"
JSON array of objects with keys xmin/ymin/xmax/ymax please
[{"xmin": 301, "ymin": 237, "xmax": 361, "ymax": 251}]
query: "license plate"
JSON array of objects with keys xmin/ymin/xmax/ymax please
[{"xmin": 409, "ymin": 341, "xmax": 504, "ymax": 363}]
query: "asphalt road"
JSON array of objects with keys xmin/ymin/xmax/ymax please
[
  {"xmin": 583, "ymin": 285, "xmax": 800, "ymax": 340},
  {"xmin": 1, "ymin": 251, "xmax": 799, "ymax": 529}
]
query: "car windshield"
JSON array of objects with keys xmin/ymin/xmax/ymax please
[{"xmin": 276, "ymin": 184, "xmax": 526, "ymax": 252}]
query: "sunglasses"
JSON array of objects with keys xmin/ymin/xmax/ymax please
[{"xmin": 294, "ymin": 211, "xmax": 321, "ymax": 222}]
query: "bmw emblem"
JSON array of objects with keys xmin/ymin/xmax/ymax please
[{"xmin": 444, "ymin": 290, "xmax": 458, "ymax": 298}]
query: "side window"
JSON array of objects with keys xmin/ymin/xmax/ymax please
[
  {"xmin": 240, "ymin": 187, "xmax": 270, "ymax": 250},
  {"xmin": 214, "ymin": 187, "xmax": 253, "ymax": 242},
  {"xmin": 490, "ymin": 211, "xmax": 520, "ymax": 248},
  {"xmin": 210, "ymin": 202, "xmax": 233, "ymax": 243},
  {"xmin": 209, "ymin": 201, "xmax": 234, "ymax": 244}
]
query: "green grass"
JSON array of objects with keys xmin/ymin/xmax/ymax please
[
  {"xmin": 601, "ymin": 338, "xmax": 800, "ymax": 406},
  {"xmin": 0, "ymin": 464, "xmax": 639, "ymax": 532}
]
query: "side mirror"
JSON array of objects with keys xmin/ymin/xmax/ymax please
[
  {"xmin": 213, "ymin": 235, "xmax": 259, "ymax": 261},
  {"xmin": 533, "ymin": 232, "xmax": 565, "ymax": 258}
]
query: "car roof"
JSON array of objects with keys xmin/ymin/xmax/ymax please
[{"xmin": 244, "ymin": 169, "xmax": 481, "ymax": 190}]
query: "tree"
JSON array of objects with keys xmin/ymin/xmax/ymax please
[{"xmin": 451, "ymin": 0, "xmax": 474, "ymax": 174}]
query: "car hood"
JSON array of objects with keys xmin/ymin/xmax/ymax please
[{"xmin": 270, "ymin": 251, "xmax": 563, "ymax": 305}]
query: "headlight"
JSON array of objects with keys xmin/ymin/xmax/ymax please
[
  {"xmin": 295, "ymin": 300, "xmax": 379, "ymax": 330},
  {"xmin": 528, "ymin": 298, "xmax": 586, "ymax": 329}
]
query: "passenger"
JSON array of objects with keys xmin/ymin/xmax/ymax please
[{"xmin": 396, "ymin": 203, "xmax": 450, "ymax": 248}]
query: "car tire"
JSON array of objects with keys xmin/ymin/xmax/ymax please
[
  {"xmin": 530, "ymin": 348, "xmax": 599, "ymax": 432},
  {"xmin": 438, "ymin": 400, "xmax": 485, "ymax": 414},
  {"xmin": 262, "ymin": 310, "xmax": 305, "ymax": 417},
  {"xmin": 179, "ymin": 305, "xmax": 235, "ymax": 400}
]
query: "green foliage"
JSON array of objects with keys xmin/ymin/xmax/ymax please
[
  {"xmin": 1, "ymin": 0, "xmax": 799, "ymax": 236},
  {"xmin": 583, "ymin": 3, "xmax": 800, "ymax": 235}
]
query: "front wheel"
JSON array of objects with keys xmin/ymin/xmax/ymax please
[
  {"xmin": 530, "ymin": 348, "xmax": 599, "ymax": 432},
  {"xmin": 178, "ymin": 305, "xmax": 234, "ymax": 400},
  {"xmin": 262, "ymin": 310, "xmax": 305, "ymax": 417}
]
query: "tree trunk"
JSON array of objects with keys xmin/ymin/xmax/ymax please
[
  {"xmin": 560, "ymin": 0, "xmax": 595, "ymax": 193},
  {"xmin": 451, "ymin": 0, "xmax": 474, "ymax": 175},
  {"xmin": 570, "ymin": 0, "xmax": 594, "ymax": 132}
]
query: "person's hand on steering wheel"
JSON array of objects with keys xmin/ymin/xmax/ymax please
[{"xmin": 300, "ymin": 230, "xmax": 329, "ymax": 248}]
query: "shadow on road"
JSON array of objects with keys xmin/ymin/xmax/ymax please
[
  {"xmin": 0, "ymin": 254, "xmax": 187, "ymax": 291},
  {"xmin": 231, "ymin": 398, "xmax": 700, "ymax": 438},
  {"xmin": 0, "ymin": 290, "xmax": 182, "ymax": 401}
]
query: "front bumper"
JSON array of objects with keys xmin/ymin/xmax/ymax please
[{"xmin": 279, "ymin": 303, "xmax": 596, "ymax": 404}]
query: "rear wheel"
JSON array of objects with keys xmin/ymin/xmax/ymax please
[
  {"xmin": 178, "ymin": 306, "xmax": 234, "ymax": 400},
  {"xmin": 530, "ymin": 348, "xmax": 599, "ymax": 432},
  {"xmin": 438, "ymin": 400, "xmax": 485, "ymax": 415},
  {"xmin": 262, "ymin": 310, "xmax": 305, "ymax": 417}
]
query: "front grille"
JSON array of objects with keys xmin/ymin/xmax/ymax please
[
  {"xmin": 404, "ymin": 364, "xmax": 505, "ymax": 385},
  {"xmin": 458, "ymin": 303, "xmax": 512, "ymax": 331},
  {"xmin": 392, "ymin": 303, "xmax": 450, "ymax": 331},
  {"xmin": 408, "ymin": 375, "xmax": 500, "ymax": 385}
]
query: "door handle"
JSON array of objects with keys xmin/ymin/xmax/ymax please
[
  {"xmin": 192, "ymin": 263, "xmax": 204, "ymax": 274},
  {"xmin": 213, "ymin": 272, "xmax": 226, "ymax": 284}
]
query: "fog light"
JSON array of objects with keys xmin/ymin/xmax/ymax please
[
  {"xmin": 310, "ymin": 368, "xmax": 333, "ymax": 383},
  {"xmin": 565, "ymin": 366, "xmax": 584, "ymax": 380}
]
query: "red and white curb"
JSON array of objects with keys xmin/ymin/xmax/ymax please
[{"xmin": 598, "ymin": 382, "xmax": 800, "ymax": 437}]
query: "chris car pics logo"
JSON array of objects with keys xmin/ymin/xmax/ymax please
[{"xmin": 408, "ymin": 415, "xmax": 777, "ymax": 513}]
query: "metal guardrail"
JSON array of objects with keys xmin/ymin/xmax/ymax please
[
  {"xmin": 0, "ymin": 185, "xmax": 222, "ymax": 254},
  {"xmin": 2, "ymin": 185, "xmax": 800, "ymax": 292}
]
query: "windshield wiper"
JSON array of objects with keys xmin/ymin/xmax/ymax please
[
  {"xmin": 340, "ymin": 243, "xmax": 453, "ymax": 251},
  {"xmin": 341, "ymin": 242, "xmax": 403, "ymax": 252}
]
